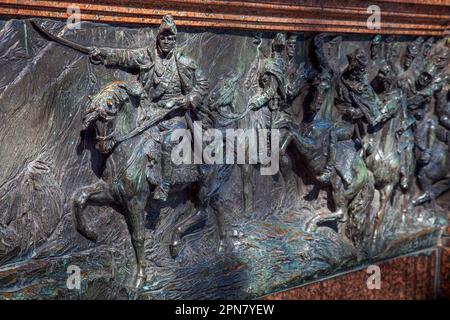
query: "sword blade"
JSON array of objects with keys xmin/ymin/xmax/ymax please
[
  {"xmin": 30, "ymin": 20, "xmax": 92, "ymax": 54},
  {"xmin": 116, "ymin": 108, "xmax": 178, "ymax": 143}
]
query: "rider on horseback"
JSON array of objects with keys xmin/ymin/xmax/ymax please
[
  {"xmin": 89, "ymin": 14, "xmax": 209, "ymax": 202},
  {"xmin": 335, "ymin": 48, "xmax": 400, "ymax": 133}
]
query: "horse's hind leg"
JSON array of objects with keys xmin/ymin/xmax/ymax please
[
  {"xmin": 429, "ymin": 178, "xmax": 450, "ymax": 201},
  {"xmin": 242, "ymin": 164, "xmax": 254, "ymax": 213},
  {"xmin": 169, "ymin": 199, "xmax": 228, "ymax": 258},
  {"xmin": 123, "ymin": 197, "xmax": 146, "ymax": 288},
  {"xmin": 170, "ymin": 207, "xmax": 207, "ymax": 258},
  {"xmin": 210, "ymin": 199, "xmax": 228, "ymax": 252},
  {"xmin": 413, "ymin": 170, "xmax": 437, "ymax": 206},
  {"xmin": 372, "ymin": 183, "xmax": 394, "ymax": 247},
  {"xmin": 72, "ymin": 180, "xmax": 115, "ymax": 241},
  {"xmin": 305, "ymin": 175, "xmax": 347, "ymax": 233},
  {"xmin": 280, "ymin": 132, "xmax": 293, "ymax": 156}
]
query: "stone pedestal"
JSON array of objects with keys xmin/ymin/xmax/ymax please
[{"xmin": 264, "ymin": 248, "xmax": 449, "ymax": 300}]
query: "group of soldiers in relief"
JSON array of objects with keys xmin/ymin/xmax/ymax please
[{"xmin": 73, "ymin": 15, "xmax": 449, "ymax": 286}]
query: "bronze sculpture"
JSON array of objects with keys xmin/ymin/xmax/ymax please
[
  {"xmin": 89, "ymin": 15, "xmax": 209, "ymax": 202},
  {"xmin": 0, "ymin": 15, "xmax": 448, "ymax": 299},
  {"xmin": 73, "ymin": 15, "xmax": 240, "ymax": 288}
]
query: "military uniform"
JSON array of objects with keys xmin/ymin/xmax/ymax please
[{"xmin": 92, "ymin": 15, "xmax": 209, "ymax": 201}]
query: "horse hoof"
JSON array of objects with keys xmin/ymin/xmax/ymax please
[
  {"xmin": 135, "ymin": 268, "xmax": 146, "ymax": 289},
  {"xmin": 413, "ymin": 193, "xmax": 431, "ymax": 206},
  {"xmin": 306, "ymin": 224, "xmax": 318, "ymax": 233},
  {"xmin": 305, "ymin": 219, "xmax": 318, "ymax": 233},
  {"xmin": 218, "ymin": 239, "xmax": 229, "ymax": 254},
  {"xmin": 135, "ymin": 277, "xmax": 145, "ymax": 290},
  {"xmin": 305, "ymin": 213, "xmax": 327, "ymax": 233}
]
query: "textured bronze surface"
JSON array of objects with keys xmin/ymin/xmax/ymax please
[
  {"xmin": 0, "ymin": 12, "xmax": 449, "ymax": 299},
  {"xmin": 0, "ymin": 0, "xmax": 449, "ymax": 36}
]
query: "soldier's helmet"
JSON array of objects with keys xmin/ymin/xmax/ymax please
[
  {"xmin": 406, "ymin": 37, "xmax": 424, "ymax": 55},
  {"xmin": 158, "ymin": 14, "xmax": 177, "ymax": 37},
  {"xmin": 347, "ymin": 48, "xmax": 369, "ymax": 68},
  {"xmin": 272, "ymin": 33, "xmax": 286, "ymax": 53},
  {"xmin": 416, "ymin": 60, "xmax": 437, "ymax": 90}
]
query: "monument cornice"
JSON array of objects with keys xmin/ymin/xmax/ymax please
[{"xmin": 0, "ymin": 0, "xmax": 449, "ymax": 36}]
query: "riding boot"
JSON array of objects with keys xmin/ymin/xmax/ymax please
[
  {"xmin": 317, "ymin": 129, "xmax": 337, "ymax": 184},
  {"xmin": 153, "ymin": 149, "xmax": 173, "ymax": 202}
]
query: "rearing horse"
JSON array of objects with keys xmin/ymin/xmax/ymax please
[
  {"xmin": 73, "ymin": 74, "xmax": 239, "ymax": 288},
  {"xmin": 364, "ymin": 90, "xmax": 404, "ymax": 248}
]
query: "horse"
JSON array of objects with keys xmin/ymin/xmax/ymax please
[
  {"xmin": 72, "ymin": 73, "xmax": 239, "ymax": 288},
  {"xmin": 413, "ymin": 114, "xmax": 450, "ymax": 208},
  {"xmin": 280, "ymin": 119, "xmax": 374, "ymax": 245},
  {"xmin": 363, "ymin": 90, "xmax": 405, "ymax": 247},
  {"xmin": 275, "ymin": 64, "xmax": 375, "ymax": 245}
]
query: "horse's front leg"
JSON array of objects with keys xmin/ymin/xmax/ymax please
[
  {"xmin": 169, "ymin": 197, "xmax": 230, "ymax": 258},
  {"xmin": 413, "ymin": 168, "xmax": 434, "ymax": 206},
  {"xmin": 305, "ymin": 174, "xmax": 347, "ymax": 233},
  {"xmin": 371, "ymin": 183, "xmax": 395, "ymax": 247},
  {"xmin": 280, "ymin": 132, "xmax": 293, "ymax": 156},
  {"xmin": 241, "ymin": 164, "xmax": 254, "ymax": 214},
  {"xmin": 123, "ymin": 196, "xmax": 147, "ymax": 288},
  {"xmin": 72, "ymin": 180, "xmax": 115, "ymax": 241},
  {"xmin": 210, "ymin": 199, "xmax": 229, "ymax": 253},
  {"xmin": 332, "ymin": 177, "xmax": 349, "ymax": 223},
  {"xmin": 169, "ymin": 207, "xmax": 207, "ymax": 258}
]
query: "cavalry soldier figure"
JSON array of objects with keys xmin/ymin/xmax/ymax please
[{"xmin": 89, "ymin": 14, "xmax": 209, "ymax": 201}]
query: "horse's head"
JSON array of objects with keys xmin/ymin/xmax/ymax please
[
  {"xmin": 196, "ymin": 70, "xmax": 240, "ymax": 127},
  {"xmin": 82, "ymin": 81, "xmax": 143, "ymax": 153},
  {"xmin": 207, "ymin": 70, "xmax": 240, "ymax": 111},
  {"xmin": 310, "ymin": 71, "xmax": 331, "ymax": 114}
]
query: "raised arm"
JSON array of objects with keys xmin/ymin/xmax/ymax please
[
  {"xmin": 249, "ymin": 74, "xmax": 279, "ymax": 111},
  {"xmin": 90, "ymin": 47, "xmax": 152, "ymax": 69},
  {"xmin": 187, "ymin": 63, "xmax": 209, "ymax": 109}
]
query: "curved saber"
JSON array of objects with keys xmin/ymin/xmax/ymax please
[{"xmin": 30, "ymin": 20, "xmax": 93, "ymax": 54}]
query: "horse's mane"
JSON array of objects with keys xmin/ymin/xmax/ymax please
[{"xmin": 193, "ymin": 71, "xmax": 240, "ymax": 130}]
